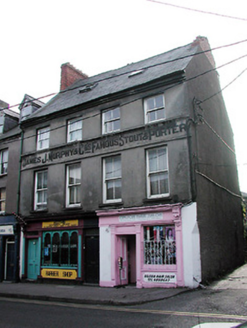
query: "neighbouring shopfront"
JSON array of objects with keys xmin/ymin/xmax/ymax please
[
  {"xmin": 0, "ymin": 216, "xmax": 19, "ymax": 282},
  {"xmin": 21, "ymin": 215, "xmax": 99, "ymax": 284},
  {"xmin": 98, "ymin": 203, "xmax": 201, "ymax": 288}
]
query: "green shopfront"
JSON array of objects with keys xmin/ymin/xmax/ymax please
[{"xmin": 21, "ymin": 215, "xmax": 99, "ymax": 283}]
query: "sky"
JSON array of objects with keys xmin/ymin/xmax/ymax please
[{"xmin": 1, "ymin": 0, "xmax": 247, "ymax": 192}]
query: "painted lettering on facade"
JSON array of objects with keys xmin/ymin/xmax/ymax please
[
  {"xmin": 119, "ymin": 213, "xmax": 163, "ymax": 223},
  {"xmin": 22, "ymin": 119, "xmax": 187, "ymax": 168}
]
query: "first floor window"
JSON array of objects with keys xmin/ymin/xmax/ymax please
[
  {"xmin": 147, "ymin": 147, "xmax": 169, "ymax": 197},
  {"xmin": 0, "ymin": 188, "xmax": 6, "ymax": 213},
  {"xmin": 0, "ymin": 149, "xmax": 8, "ymax": 175},
  {"xmin": 42, "ymin": 230, "xmax": 78, "ymax": 267},
  {"xmin": 144, "ymin": 225, "xmax": 176, "ymax": 265},
  {"xmin": 34, "ymin": 170, "xmax": 47, "ymax": 210},
  {"xmin": 66, "ymin": 163, "xmax": 81, "ymax": 207},
  {"xmin": 67, "ymin": 118, "xmax": 83, "ymax": 142},
  {"xmin": 103, "ymin": 155, "xmax": 122, "ymax": 202}
]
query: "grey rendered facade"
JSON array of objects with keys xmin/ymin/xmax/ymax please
[{"xmin": 18, "ymin": 37, "xmax": 244, "ymax": 286}]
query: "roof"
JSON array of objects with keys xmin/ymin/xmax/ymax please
[
  {"xmin": 0, "ymin": 108, "xmax": 20, "ymax": 120},
  {"xmin": 25, "ymin": 39, "xmax": 202, "ymax": 120}
]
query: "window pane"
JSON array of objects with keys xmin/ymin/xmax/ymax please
[
  {"xmin": 112, "ymin": 107, "xmax": 120, "ymax": 119},
  {"xmin": 156, "ymin": 108, "xmax": 165, "ymax": 120},
  {"xmin": 69, "ymin": 185, "xmax": 80, "ymax": 204},
  {"xmin": 106, "ymin": 180, "xmax": 114, "ymax": 199},
  {"xmin": 69, "ymin": 165, "xmax": 81, "ymax": 185},
  {"xmin": 61, "ymin": 232, "xmax": 69, "ymax": 265},
  {"xmin": 70, "ymin": 232, "xmax": 78, "ymax": 265},
  {"xmin": 155, "ymin": 95, "xmax": 164, "ymax": 108},
  {"xmin": 52, "ymin": 233, "xmax": 60, "ymax": 265},
  {"xmin": 157, "ymin": 148, "xmax": 167, "ymax": 170},
  {"xmin": 146, "ymin": 98, "xmax": 155, "ymax": 111},
  {"xmin": 44, "ymin": 234, "xmax": 51, "ymax": 265},
  {"xmin": 114, "ymin": 180, "xmax": 122, "ymax": 199},
  {"xmin": 149, "ymin": 150, "xmax": 158, "ymax": 172}
]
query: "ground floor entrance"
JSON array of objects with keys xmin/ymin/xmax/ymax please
[{"xmin": 117, "ymin": 235, "xmax": 136, "ymax": 286}]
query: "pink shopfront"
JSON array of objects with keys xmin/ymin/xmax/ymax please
[{"xmin": 98, "ymin": 204, "xmax": 184, "ymax": 288}]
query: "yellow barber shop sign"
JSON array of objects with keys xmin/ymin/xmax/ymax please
[
  {"xmin": 41, "ymin": 269, "xmax": 77, "ymax": 280},
  {"xmin": 42, "ymin": 220, "xmax": 78, "ymax": 228}
]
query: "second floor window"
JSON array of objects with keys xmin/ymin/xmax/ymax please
[
  {"xmin": 66, "ymin": 163, "xmax": 81, "ymax": 207},
  {"xmin": 0, "ymin": 188, "xmax": 6, "ymax": 213},
  {"xmin": 146, "ymin": 147, "xmax": 169, "ymax": 198},
  {"xmin": 0, "ymin": 149, "xmax": 8, "ymax": 175},
  {"xmin": 102, "ymin": 107, "xmax": 120, "ymax": 134},
  {"xmin": 37, "ymin": 127, "xmax": 50, "ymax": 150},
  {"xmin": 34, "ymin": 170, "xmax": 48, "ymax": 210},
  {"xmin": 103, "ymin": 155, "xmax": 122, "ymax": 202},
  {"xmin": 144, "ymin": 94, "xmax": 165, "ymax": 124},
  {"xmin": 67, "ymin": 118, "xmax": 83, "ymax": 142}
]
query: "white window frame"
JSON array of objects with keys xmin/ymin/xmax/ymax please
[
  {"xmin": 37, "ymin": 127, "xmax": 50, "ymax": 151},
  {"xmin": 146, "ymin": 147, "xmax": 169, "ymax": 198},
  {"xmin": 34, "ymin": 170, "xmax": 48, "ymax": 210},
  {"xmin": 144, "ymin": 94, "xmax": 165, "ymax": 124},
  {"xmin": 102, "ymin": 107, "xmax": 120, "ymax": 134},
  {"xmin": 0, "ymin": 188, "xmax": 6, "ymax": 214},
  {"xmin": 103, "ymin": 155, "xmax": 122, "ymax": 203},
  {"xmin": 0, "ymin": 149, "xmax": 8, "ymax": 175},
  {"xmin": 66, "ymin": 163, "xmax": 81, "ymax": 208},
  {"xmin": 67, "ymin": 118, "xmax": 83, "ymax": 143}
]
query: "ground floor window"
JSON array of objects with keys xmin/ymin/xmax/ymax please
[
  {"xmin": 144, "ymin": 225, "xmax": 176, "ymax": 265},
  {"xmin": 42, "ymin": 230, "xmax": 78, "ymax": 267}
]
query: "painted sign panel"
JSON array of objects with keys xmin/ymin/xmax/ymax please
[
  {"xmin": 42, "ymin": 220, "xmax": 78, "ymax": 228},
  {"xmin": 143, "ymin": 272, "xmax": 177, "ymax": 283},
  {"xmin": 0, "ymin": 225, "xmax": 14, "ymax": 235},
  {"xmin": 119, "ymin": 213, "xmax": 163, "ymax": 223},
  {"xmin": 41, "ymin": 269, "xmax": 77, "ymax": 280}
]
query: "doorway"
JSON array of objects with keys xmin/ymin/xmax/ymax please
[
  {"xmin": 84, "ymin": 235, "xmax": 99, "ymax": 283},
  {"xmin": 27, "ymin": 239, "xmax": 39, "ymax": 280},
  {"xmin": 4, "ymin": 238, "xmax": 15, "ymax": 281},
  {"xmin": 117, "ymin": 235, "xmax": 136, "ymax": 286}
]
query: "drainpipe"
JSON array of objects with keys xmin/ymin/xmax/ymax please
[{"xmin": 14, "ymin": 128, "xmax": 24, "ymax": 282}]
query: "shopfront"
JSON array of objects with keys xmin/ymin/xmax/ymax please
[
  {"xmin": 98, "ymin": 204, "xmax": 187, "ymax": 288},
  {"xmin": 0, "ymin": 216, "xmax": 19, "ymax": 282},
  {"xmin": 22, "ymin": 216, "xmax": 99, "ymax": 283}
]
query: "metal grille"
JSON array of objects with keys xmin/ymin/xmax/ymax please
[{"xmin": 144, "ymin": 240, "xmax": 176, "ymax": 265}]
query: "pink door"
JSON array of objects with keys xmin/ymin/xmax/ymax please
[{"xmin": 118, "ymin": 237, "xmax": 128, "ymax": 285}]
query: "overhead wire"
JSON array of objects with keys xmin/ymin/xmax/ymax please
[
  {"xmin": 1, "ymin": 48, "xmax": 247, "ymax": 147},
  {"xmin": 2, "ymin": 38, "xmax": 247, "ymax": 111},
  {"xmin": 147, "ymin": 0, "xmax": 247, "ymax": 22}
]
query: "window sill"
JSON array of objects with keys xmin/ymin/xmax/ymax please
[
  {"xmin": 99, "ymin": 202, "xmax": 123, "ymax": 208},
  {"xmin": 63, "ymin": 206, "xmax": 83, "ymax": 211},
  {"xmin": 143, "ymin": 197, "xmax": 172, "ymax": 204}
]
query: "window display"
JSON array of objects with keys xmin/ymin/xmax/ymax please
[{"xmin": 144, "ymin": 226, "xmax": 176, "ymax": 265}]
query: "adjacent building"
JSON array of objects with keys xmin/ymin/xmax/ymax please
[
  {"xmin": 0, "ymin": 101, "xmax": 21, "ymax": 282},
  {"xmin": 18, "ymin": 36, "xmax": 244, "ymax": 288}
]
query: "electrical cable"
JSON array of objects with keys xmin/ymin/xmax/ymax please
[
  {"xmin": 2, "ymin": 38, "xmax": 247, "ymax": 111},
  {"xmin": 0, "ymin": 47, "xmax": 247, "ymax": 147},
  {"xmin": 195, "ymin": 170, "xmax": 242, "ymax": 199},
  {"xmin": 147, "ymin": 0, "xmax": 247, "ymax": 22}
]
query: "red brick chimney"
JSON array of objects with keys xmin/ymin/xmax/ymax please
[
  {"xmin": 60, "ymin": 62, "xmax": 88, "ymax": 91},
  {"xmin": 192, "ymin": 36, "xmax": 216, "ymax": 68}
]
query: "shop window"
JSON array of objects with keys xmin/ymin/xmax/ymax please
[
  {"xmin": 67, "ymin": 118, "xmax": 83, "ymax": 142},
  {"xmin": 34, "ymin": 170, "xmax": 48, "ymax": 210},
  {"xmin": 66, "ymin": 163, "xmax": 81, "ymax": 207},
  {"xmin": 42, "ymin": 230, "xmax": 78, "ymax": 267},
  {"xmin": 0, "ymin": 149, "xmax": 8, "ymax": 175},
  {"xmin": 103, "ymin": 155, "xmax": 122, "ymax": 203},
  {"xmin": 146, "ymin": 147, "xmax": 169, "ymax": 198},
  {"xmin": 144, "ymin": 225, "xmax": 176, "ymax": 265},
  {"xmin": 37, "ymin": 126, "xmax": 50, "ymax": 150},
  {"xmin": 144, "ymin": 94, "xmax": 165, "ymax": 124},
  {"xmin": 102, "ymin": 107, "xmax": 120, "ymax": 134},
  {"xmin": 0, "ymin": 188, "xmax": 6, "ymax": 213}
]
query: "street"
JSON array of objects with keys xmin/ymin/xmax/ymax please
[{"xmin": 1, "ymin": 287, "xmax": 247, "ymax": 328}]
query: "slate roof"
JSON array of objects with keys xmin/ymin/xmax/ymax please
[{"xmin": 27, "ymin": 39, "xmax": 201, "ymax": 120}]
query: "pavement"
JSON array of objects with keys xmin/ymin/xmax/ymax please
[{"xmin": 0, "ymin": 264, "xmax": 246, "ymax": 306}]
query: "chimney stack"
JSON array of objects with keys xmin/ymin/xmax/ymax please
[
  {"xmin": 192, "ymin": 36, "xmax": 216, "ymax": 68},
  {"xmin": 60, "ymin": 63, "xmax": 88, "ymax": 91}
]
